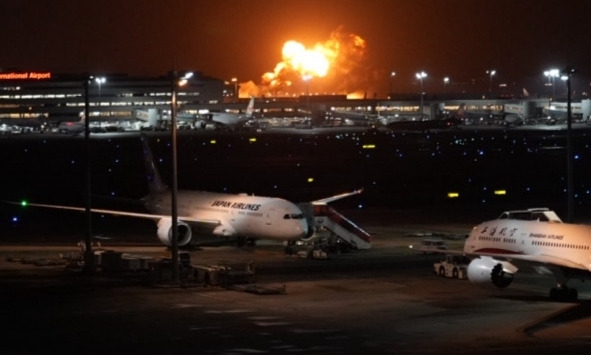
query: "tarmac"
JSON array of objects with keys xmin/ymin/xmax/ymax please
[{"xmin": 2, "ymin": 210, "xmax": 591, "ymax": 354}]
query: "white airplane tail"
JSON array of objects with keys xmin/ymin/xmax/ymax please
[
  {"xmin": 245, "ymin": 97, "xmax": 255, "ymax": 118},
  {"xmin": 140, "ymin": 134, "xmax": 168, "ymax": 193}
]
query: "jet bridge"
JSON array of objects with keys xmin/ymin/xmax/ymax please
[{"xmin": 298, "ymin": 202, "xmax": 372, "ymax": 251}]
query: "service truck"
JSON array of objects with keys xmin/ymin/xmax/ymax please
[{"xmin": 433, "ymin": 254, "xmax": 470, "ymax": 279}]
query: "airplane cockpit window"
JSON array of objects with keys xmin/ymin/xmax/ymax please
[{"xmin": 498, "ymin": 210, "xmax": 553, "ymax": 221}]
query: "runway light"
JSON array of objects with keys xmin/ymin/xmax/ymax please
[
  {"xmin": 447, "ymin": 192, "xmax": 460, "ymax": 198},
  {"xmin": 362, "ymin": 144, "xmax": 376, "ymax": 149},
  {"xmin": 209, "ymin": 139, "xmax": 217, "ymax": 144},
  {"xmin": 249, "ymin": 137, "xmax": 257, "ymax": 143},
  {"xmin": 494, "ymin": 190, "xmax": 507, "ymax": 195},
  {"xmin": 307, "ymin": 177, "xmax": 314, "ymax": 183}
]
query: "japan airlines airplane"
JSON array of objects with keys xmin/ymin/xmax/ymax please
[
  {"xmin": 461, "ymin": 208, "xmax": 591, "ymax": 301},
  {"xmin": 204, "ymin": 96, "xmax": 255, "ymax": 127},
  {"xmin": 11, "ymin": 135, "xmax": 361, "ymax": 248}
]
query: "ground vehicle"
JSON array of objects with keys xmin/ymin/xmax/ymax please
[
  {"xmin": 433, "ymin": 254, "xmax": 470, "ymax": 279},
  {"xmin": 419, "ymin": 237, "xmax": 448, "ymax": 254}
]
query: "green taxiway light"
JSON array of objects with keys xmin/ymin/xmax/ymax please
[{"xmin": 20, "ymin": 200, "xmax": 28, "ymax": 207}]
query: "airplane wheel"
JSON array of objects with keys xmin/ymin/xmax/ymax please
[
  {"xmin": 438, "ymin": 266, "xmax": 445, "ymax": 277},
  {"xmin": 452, "ymin": 268, "xmax": 459, "ymax": 279}
]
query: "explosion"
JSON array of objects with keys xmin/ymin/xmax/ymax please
[{"xmin": 241, "ymin": 27, "xmax": 367, "ymax": 98}]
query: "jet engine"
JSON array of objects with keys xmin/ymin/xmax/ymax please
[
  {"xmin": 466, "ymin": 256, "xmax": 517, "ymax": 289},
  {"xmin": 157, "ymin": 218, "xmax": 192, "ymax": 246}
]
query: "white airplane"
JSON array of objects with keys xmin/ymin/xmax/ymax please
[
  {"xmin": 460, "ymin": 207, "xmax": 591, "ymax": 301},
  {"xmin": 57, "ymin": 113, "xmax": 86, "ymax": 134},
  {"xmin": 12, "ymin": 135, "xmax": 362, "ymax": 248},
  {"xmin": 203, "ymin": 96, "xmax": 255, "ymax": 127}
]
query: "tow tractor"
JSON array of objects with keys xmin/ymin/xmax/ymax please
[{"xmin": 433, "ymin": 254, "xmax": 470, "ymax": 279}]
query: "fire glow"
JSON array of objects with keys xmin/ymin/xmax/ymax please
[{"xmin": 242, "ymin": 27, "xmax": 367, "ymax": 97}]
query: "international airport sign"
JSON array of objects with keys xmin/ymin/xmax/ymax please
[{"xmin": 0, "ymin": 71, "xmax": 52, "ymax": 80}]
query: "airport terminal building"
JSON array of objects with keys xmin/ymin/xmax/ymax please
[{"xmin": 1, "ymin": 70, "xmax": 589, "ymax": 129}]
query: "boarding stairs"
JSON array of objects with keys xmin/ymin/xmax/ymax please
[{"xmin": 299, "ymin": 203, "xmax": 372, "ymax": 250}]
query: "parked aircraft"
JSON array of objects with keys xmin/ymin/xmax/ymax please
[
  {"xmin": 200, "ymin": 96, "xmax": 255, "ymax": 127},
  {"xmin": 460, "ymin": 208, "xmax": 591, "ymax": 301},
  {"xmin": 57, "ymin": 113, "xmax": 85, "ymax": 134},
  {"xmin": 9, "ymin": 135, "xmax": 363, "ymax": 248}
]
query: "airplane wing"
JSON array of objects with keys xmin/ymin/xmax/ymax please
[
  {"xmin": 312, "ymin": 188, "xmax": 363, "ymax": 205},
  {"xmin": 7, "ymin": 201, "xmax": 220, "ymax": 226}
]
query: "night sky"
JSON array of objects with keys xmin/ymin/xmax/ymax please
[{"xmin": 1, "ymin": 0, "xmax": 590, "ymax": 96}]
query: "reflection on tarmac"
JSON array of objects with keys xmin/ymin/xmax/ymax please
[{"xmin": 1, "ymin": 219, "xmax": 590, "ymax": 354}]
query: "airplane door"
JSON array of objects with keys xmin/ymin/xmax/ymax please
[{"xmin": 266, "ymin": 208, "xmax": 274, "ymax": 226}]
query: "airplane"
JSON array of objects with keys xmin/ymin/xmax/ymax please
[
  {"xmin": 57, "ymin": 113, "xmax": 86, "ymax": 134},
  {"xmin": 458, "ymin": 207, "xmax": 591, "ymax": 301},
  {"xmin": 8, "ymin": 135, "xmax": 363, "ymax": 249},
  {"xmin": 199, "ymin": 96, "xmax": 255, "ymax": 128}
]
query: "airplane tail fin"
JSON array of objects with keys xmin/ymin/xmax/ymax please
[
  {"xmin": 245, "ymin": 97, "xmax": 255, "ymax": 118},
  {"xmin": 140, "ymin": 134, "xmax": 168, "ymax": 193}
]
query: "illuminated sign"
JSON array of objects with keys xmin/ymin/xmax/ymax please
[
  {"xmin": 447, "ymin": 192, "xmax": 460, "ymax": 198},
  {"xmin": 0, "ymin": 72, "xmax": 52, "ymax": 80}
]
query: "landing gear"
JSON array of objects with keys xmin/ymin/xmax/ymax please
[{"xmin": 549, "ymin": 285, "xmax": 578, "ymax": 302}]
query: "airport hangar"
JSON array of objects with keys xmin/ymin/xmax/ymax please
[{"xmin": 1, "ymin": 70, "xmax": 590, "ymax": 128}]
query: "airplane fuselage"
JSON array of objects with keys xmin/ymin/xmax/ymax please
[
  {"xmin": 209, "ymin": 113, "xmax": 249, "ymax": 126},
  {"xmin": 143, "ymin": 190, "xmax": 308, "ymax": 240},
  {"xmin": 465, "ymin": 219, "xmax": 591, "ymax": 271}
]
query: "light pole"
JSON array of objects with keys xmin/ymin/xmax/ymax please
[
  {"xmin": 415, "ymin": 71, "xmax": 427, "ymax": 119},
  {"xmin": 486, "ymin": 69, "xmax": 496, "ymax": 97},
  {"xmin": 94, "ymin": 76, "xmax": 106, "ymax": 120},
  {"xmin": 83, "ymin": 76, "xmax": 94, "ymax": 275},
  {"xmin": 302, "ymin": 73, "xmax": 312, "ymax": 123},
  {"xmin": 169, "ymin": 70, "xmax": 193, "ymax": 283},
  {"xmin": 562, "ymin": 67, "xmax": 576, "ymax": 222},
  {"xmin": 231, "ymin": 77, "xmax": 238, "ymax": 102},
  {"xmin": 389, "ymin": 71, "xmax": 396, "ymax": 99},
  {"xmin": 544, "ymin": 68, "xmax": 559, "ymax": 100}
]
